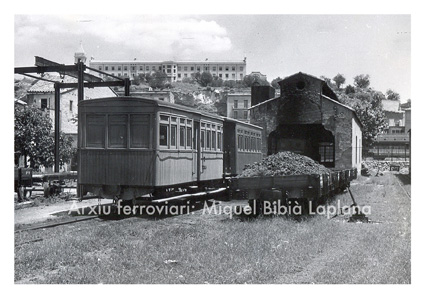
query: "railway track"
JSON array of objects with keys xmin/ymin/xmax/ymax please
[{"xmin": 15, "ymin": 215, "xmax": 100, "ymax": 233}]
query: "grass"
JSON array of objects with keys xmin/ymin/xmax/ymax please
[{"xmin": 14, "ymin": 173, "xmax": 410, "ymax": 284}]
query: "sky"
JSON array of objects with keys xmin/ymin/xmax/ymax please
[{"xmin": 14, "ymin": 14, "xmax": 411, "ymax": 102}]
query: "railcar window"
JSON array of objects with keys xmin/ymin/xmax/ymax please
[
  {"xmin": 108, "ymin": 115, "xmax": 128, "ymax": 148},
  {"xmin": 201, "ymin": 130, "xmax": 205, "ymax": 149},
  {"xmin": 206, "ymin": 130, "xmax": 211, "ymax": 149},
  {"xmin": 130, "ymin": 114, "xmax": 150, "ymax": 148},
  {"xmin": 180, "ymin": 125, "xmax": 185, "ymax": 148},
  {"xmin": 86, "ymin": 115, "xmax": 105, "ymax": 148},
  {"xmin": 159, "ymin": 124, "xmax": 168, "ymax": 146},
  {"xmin": 171, "ymin": 125, "xmax": 177, "ymax": 147},
  {"xmin": 186, "ymin": 127, "xmax": 192, "ymax": 149},
  {"xmin": 212, "ymin": 130, "xmax": 216, "ymax": 150},
  {"xmin": 217, "ymin": 131, "xmax": 222, "ymax": 151}
]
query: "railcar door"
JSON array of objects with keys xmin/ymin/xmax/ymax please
[{"xmin": 194, "ymin": 121, "xmax": 201, "ymax": 182}]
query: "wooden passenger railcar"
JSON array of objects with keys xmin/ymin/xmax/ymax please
[
  {"xmin": 78, "ymin": 97, "xmax": 224, "ymax": 200},
  {"xmin": 223, "ymin": 118, "xmax": 263, "ymax": 176}
]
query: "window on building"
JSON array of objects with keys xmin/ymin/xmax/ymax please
[
  {"xmin": 118, "ymin": 66, "xmax": 121, "ymax": 71},
  {"xmin": 234, "ymin": 111, "xmax": 238, "ymax": 119},
  {"xmin": 117, "ymin": 73, "xmax": 121, "ymax": 77},
  {"xmin": 197, "ymin": 66, "xmax": 201, "ymax": 72},
  {"xmin": 140, "ymin": 66, "xmax": 143, "ymax": 71},
  {"xmin": 98, "ymin": 66, "xmax": 102, "ymax": 71},
  {"xmin": 146, "ymin": 66, "xmax": 150, "ymax": 71},
  {"xmin": 41, "ymin": 98, "xmax": 48, "ymax": 110},
  {"xmin": 108, "ymin": 115, "xmax": 127, "ymax": 148},
  {"xmin": 240, "ymin": 66, "xmax": 244, "ymax": 71},
  {"xmin": 225, "ymin": 66, "xmax": 229, "ymax": 71},
  {"xmin": 184, "ymin": 66, "xmax": 188, "ymax": 71},
  {"xmin": 86, "ymin": 115, "xmax": 105, "ymax": 148},
  {"xmin": 191, "ymin": 66, "xmax": 194, "ymax": 71},
  {"xmin": 243, "ymin": 111, "xmax": 248, "ymax": 119},
  {"xmin": 234, "ymin": 100, "xmax": 238, "ymax": 109},
  {"xmin": 129, "ymin": 114, "xmax": 150, "ymax": 148},
  {"xmin": 111, "ymin": 66, "xmax": 115, "ymax": 71},
  {"xmin": 69, "ymin": 100, "xmax": 73, "ymax": 112},
  {"xmin": 124, "ymin": 66, "xmax": 127, "ymax": 71},
  {"xmin": 152, "ymin": 66, "xmax": 156, "ymax": 71},
  {"xmin": 232, "ymin": 74, "xmax": 235, "ymax": 78},
  {"xmin": 212, "ymin": 66, "xmax": 216, "ymax": 71},
  {"xmin": 219, "ymin": 74, "xmax": 222, "ymax": 78},
  {"xmin": 132, "ymin": 66, "xmax": 135, "ymax": 71},
  {"xmin": 244, "ymin": 100, "xmax": 248, "ymax": 108},
  {"xmin": 319, "ymin": 142, "xmax": 334, "ymax": 163},
  {"xmin": 105, "ymin": 66, "xmax": 109, "ymax": 71},
  {"xmin": 219, "ymin": 66, "xmax": 223, "ymax": 71},
  {"xmin": 225, "ymin": 74, "xmax": 229, "ymax": 78},
  {"xmin": 232, "ymin": 66, "xmax": 236, "ymax": 71}
]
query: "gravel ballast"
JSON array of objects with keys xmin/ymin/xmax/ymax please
[{"xmin": 239, "ymin": 151, "xmax": 331, "ymax": 178}]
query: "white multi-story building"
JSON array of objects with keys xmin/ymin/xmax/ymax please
[{"xmin": 89, "ymin": 58, "xmax": 247, "ymax": 82}]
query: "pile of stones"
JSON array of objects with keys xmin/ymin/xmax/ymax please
[{"xmin": 239, "ymin": 151, "xmax": 331, "ymax": 178}]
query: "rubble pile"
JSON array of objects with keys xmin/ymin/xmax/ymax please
[
  {"xmin": 362, "ymin": 160, "xmax": 409, "ymax": 172},
  {"xmin": 239, "ymin": 151, "xmax": 331, "ymax": 178}
]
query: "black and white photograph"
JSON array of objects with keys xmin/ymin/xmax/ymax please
[{"xmin": 6, "ymin": 1, "xmax": 424, "ymax": 294}]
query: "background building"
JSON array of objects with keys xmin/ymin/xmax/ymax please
[
  {"xmin": 249, "ymin": 72, "xmax": 363, "ymax": 171},
  {"xmin": 89, "ymin": 59, "xmax": 247, "ymax": 82},
  {"xmin": 226, "ymin": 93, "xmax": 251, "ymax": 122}
]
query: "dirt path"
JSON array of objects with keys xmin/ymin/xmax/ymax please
[{"xmin": 14, "ymin": 198, "xmax": 113, "ymax": 225}]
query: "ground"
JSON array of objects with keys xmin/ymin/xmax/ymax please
[{"xmin": 14, "ymin": 172, "xmax": 410, "ymax": 284}]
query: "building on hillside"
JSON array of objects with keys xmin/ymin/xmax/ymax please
[
  {"xmin": 226, "ymin": 93, "xmax": 251, "ymax": 122},
  {"xmin": 369, "ymin": 100, "xmax": 411, "ymax": 161},
  {"xmin": 248, "ymin": 71, "xmax": 268, "ymax": 82},
  {"xmin": 89, "ymin": 58, "xmax": 247, "ymax": 82},
  {"xmin": 249, "ymin": 72, "xmax": 363, "ymax": 172}
]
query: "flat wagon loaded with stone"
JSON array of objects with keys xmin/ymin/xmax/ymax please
[{"xmin": 226, "ymin": 72, "xmax": 362, "ymax": 214}]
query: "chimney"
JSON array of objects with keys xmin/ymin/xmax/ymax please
[{"xmin": 251, "ymin": 85, "xmax": 276, "ymax": 107}]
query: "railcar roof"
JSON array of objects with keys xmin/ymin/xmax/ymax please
[
  {"xmin": 79, "ymin": 96, "xmax": 224, "ymax": 121},
  {"xmin": 223, "ymin": 117, "xmax": 263, "ymax": 130}
]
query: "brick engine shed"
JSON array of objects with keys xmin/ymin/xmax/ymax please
[{"xmin": 250, "ymin": 72, "xmax": 362, "ymax": 172}]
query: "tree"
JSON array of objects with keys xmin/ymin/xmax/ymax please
[
  {"xmin": 353, "ymin": 74, "xmax": 370, "ymax": 89},
  {"xmin": 15, "ymin": 105, "xmax": 54, "ymax": 169},
  {"xmin": 199, "ymin": 72, "xmax": 213, "ymax": 87},
  {"xmin": 211, "ymin": 76, "xmax": 223, "ymax": 87},
  {"xmin": 242, "ymin": 74, "xmax": 269, "ymax": 87},
  {"xmin": 148, "ymin": 71, "xmax": 168, "ymax": 89},
  {"xmin": 15, "ymin": 105, "xmax": 76, "ymax": 170},
  {"xmin": 337, "ymin": 89, "xmax": 387, "ymax": 149},
  {"xmin": 345, "ymin": 84, "xmax": 356, "ymax": 94},
  {"xmin": 333, "ymin": 73, "xmax": 346, "ymax": 89},
  {"xmin": 271, "ymin": 77, "xmax": 283, "ymax": 89},
  {"xmin": 385, "ymin": 89, "xmax": 400, "ymax": 101}
]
